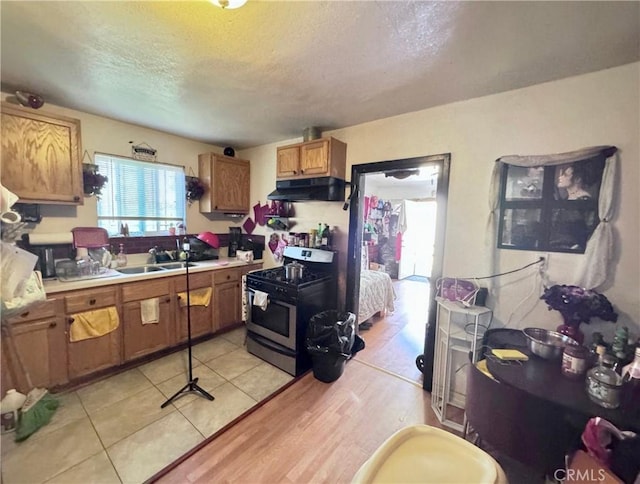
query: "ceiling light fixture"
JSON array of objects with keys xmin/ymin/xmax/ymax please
[{"xmin": 210, "ymin": 0, "xmax": 247, "ymax": 9}]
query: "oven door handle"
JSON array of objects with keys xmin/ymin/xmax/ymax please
[
  {"xmin": 247, "ymin": 331, "xmax": 297, "ymax": 358},
  {"xmin": 247, "ymin": 290, "xmax": 296, "ymax": 309}
]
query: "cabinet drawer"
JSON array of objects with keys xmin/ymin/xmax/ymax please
[
  {"xmin": 65, "ymin": 288, "xmax": 117, "ymax": 313},
  {"xmin": 173, "ymin": 272, "xmax": 212, "ymax": 292},
  {"xmin": 6, "ymin": 299, "xmax": 58, "ymax": 323},
  {"xmin": 122, "ymin": 279, "xmax": 171, "ymax": 302},
  {"xmin": 213, "ymin": 268, "xmax": 239, "ymax": 284}
]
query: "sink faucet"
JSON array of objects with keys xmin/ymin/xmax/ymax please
[{"xmin": 148, "ymin": 247, "xmax": 158, "ymax": 264}]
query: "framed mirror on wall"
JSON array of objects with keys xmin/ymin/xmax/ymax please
[{"xmin": 498, "ymin": 157, "xmax": 605, "ymax": 253}]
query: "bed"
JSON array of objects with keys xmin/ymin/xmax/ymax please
[{"xmin": 358, "ymin": 270, "xmax": 396, "ymax": 324}]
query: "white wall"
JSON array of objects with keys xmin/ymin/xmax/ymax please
[{"xmin": 244, "ymin": 63, "xmax": 640, "ymax": 340}]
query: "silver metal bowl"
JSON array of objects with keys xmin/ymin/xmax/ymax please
[{"xmin": 522, "ymin": 327, "xmax": 578, "ymax": 360}]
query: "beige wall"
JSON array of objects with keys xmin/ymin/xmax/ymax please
[
  {"xmin": 243, "ymin": 63, "xmax": 640, "ymax": 339},
  {"xmin": 4, "ymin": 62, "xmax": 638, "ymax": 339},
  {"xmin": 1, "ymin": 92, "xmax": 244, "ymax": 238}
]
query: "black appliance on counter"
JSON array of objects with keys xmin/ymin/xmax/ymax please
[
  {"xmin": 228, "ymin": 227, "xmax": 241, "ymax": 257},
  {"xmin": 187, "ymin": 237, "xmax": 219, "ymax": 261},
  {"xmin": 245, "ymin": 247, "xmax": 338, "ymax": 376}
]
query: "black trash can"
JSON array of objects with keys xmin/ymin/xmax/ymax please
[{"xmin": 306, "ymin": 310, "xmax": 357, "ymax": 383}]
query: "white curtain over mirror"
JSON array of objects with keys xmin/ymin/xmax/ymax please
[{"xmin": 489, "ymin": 145, "xmax": 618, "ymax": 289}]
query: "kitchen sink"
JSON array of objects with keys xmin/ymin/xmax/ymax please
[
  {"xmin": 116, "ymin": 265, "xmax": 166, "ymax": 275},
  {"xmin": 156, "ymin": 262, "xmax": 197, "ymax": 270}
]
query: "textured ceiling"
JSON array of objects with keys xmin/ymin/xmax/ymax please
[{"xmin": 1, "ymin": 1, "xmax": 638, "ymax": 149}]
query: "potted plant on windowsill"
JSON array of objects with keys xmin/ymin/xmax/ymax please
[{"xmin": 82, "ymin": 163, "xmax": 108, "ymax": 199}]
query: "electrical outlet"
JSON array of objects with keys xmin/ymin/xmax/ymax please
[{"xmin": 536, "ymin": 253, "xmax": 549, "ymax": 271}]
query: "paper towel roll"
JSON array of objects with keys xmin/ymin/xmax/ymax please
[
  {"xmin": 28, "ymin": 232, "xmax": 73, "ymax": 245},
  {"xmin": 1, "ymin": 185, "xmax": 19, "ymax": 213},
  {"xmin": 0, "ymin": 211, "xmax": 21, "ymax": 224}
]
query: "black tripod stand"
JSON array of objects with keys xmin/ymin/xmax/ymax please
[{"xmin": 161, "ymin": 246, "xmax": 214, "ymax": 408}]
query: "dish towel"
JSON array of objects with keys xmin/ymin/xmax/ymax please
[
  {"xmin": 241, "ymin": 274, "xmax": 248, "ymax": 322},
  {"xmin": 177, "ymin": 287, "xmax": 212, "ymax": 308},
  {"xmin": 253, "ymin": 290, "xmax": 269, "ymax": 311},
  {"xmin": 70, "ymin": 306, "xmax": 120, "ymax": 342},
  {"xmin": 140, "ymin": 298, "xmax": 159, "ymax": 324}
]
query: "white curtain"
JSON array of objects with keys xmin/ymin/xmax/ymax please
[{"xmin": 490, "ymin": 145, "xmax": 617, "ymax": 289}]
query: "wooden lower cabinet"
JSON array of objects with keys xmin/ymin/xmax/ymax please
[
  {"xmin": 174, "ymin": 273, "xmax": 214, "ymax": 342},
  {"xmin": 10, "ymin": 264, "xmax": 261, "ymax": 388},
  {"xmin": 214, "ymin": 281, "xmax": 241, "ymax": 331},
  {"xmin": 1, "ymin": 299, "xmax": 68, "ymax": 394},
  {"xmin": 65, "ymin": 287, "xmax": 121, "ymax": 380},
  {"xmin": 122, "ymin": 279, "xmax": 175, "ymax": 362},
  {"xmin": 68, "ymin": 328, "xmax": 121, "ymax": 380}
]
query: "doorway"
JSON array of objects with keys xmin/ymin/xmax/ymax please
[{"xmin": 346, "ymin": 154, "xmax": 450, "ymax": 391}]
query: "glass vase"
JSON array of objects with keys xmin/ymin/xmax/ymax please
[{"xmin": 557, "ymin": 322, "xmax": 584, "ymax": 344}]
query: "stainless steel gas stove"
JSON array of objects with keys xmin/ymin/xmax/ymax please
[{"xmin": 246, "ymin": 247, "xmax": 338, "ymax": 376}]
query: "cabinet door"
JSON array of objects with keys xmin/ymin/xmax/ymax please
[
  {"xmin": 123, "ymin": 297, "xmax": 174, "ymax": 361},
  {"xmin": 3, "ymin": 316, "xmax": 68, "ymax": 393},
  {"xmin": 300, "ymin": 139, "xmax": 330, "ymax": 176},
  {"xmin": 213, "ymin": 156, "xmax": 250, "ymax": 212},
  {"xmin": 1, "ymin": 102, "xmax": 83, "ymax": 205},
  {"xmin": 68, "ymin": 319, "xmax": 121, "ymax": 380},
  {"xmin": 199, "ymin": 153, "xmax": 250, "ymax": 213},
  {"xmin": 276, "ymin": 145, "xmax": 301, "ymax": 178},
  {"xmin": 214, "ymin": 281, "xmax": 241, "ymax": 332},
  {"xmin": 174, "ymin": 273, "xmax": 214, "ymax": 342}
]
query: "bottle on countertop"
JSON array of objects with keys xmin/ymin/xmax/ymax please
[
  {"xmin": 621, "ymin": 345, "xmax": 640, "ymax": 409},
  {"xmin": 116, "ymin": 243, "xmax": 127, "ymax": 267},
  {"xmin": 321, "ymin": 224, "xmax": 330, "ymax": 248},
  {"xmin": 586, "ymin": 345, "xmax": 623, "ymax": 409}
]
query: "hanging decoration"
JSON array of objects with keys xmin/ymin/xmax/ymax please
[
  {"xmin": 130, "ymin": 141, "xmax": 157, "ymax": 161},
  {"xmin": 81, "ymin": 151, "xmax": 108, "ymax": 199},
  {"xmin": 186, "ymin": 176, "xmax": 205, "ymax": 206}
]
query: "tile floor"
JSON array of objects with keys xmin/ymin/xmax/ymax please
[{"xmin": 1, "ymin": 328, "xmax": 294, "ymax": 484}]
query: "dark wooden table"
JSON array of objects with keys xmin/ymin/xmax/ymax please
[{"xmin": 486, "ymin": 348, "xmax": 640, "ymax": 433}]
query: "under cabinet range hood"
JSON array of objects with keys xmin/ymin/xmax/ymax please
[{"xmin": 267, "ymin": 177, "xmax": 345, "ymax": 202}]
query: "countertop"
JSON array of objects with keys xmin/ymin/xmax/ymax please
[{"xmin": 43, "ymin": 257, "xmax": 263, "ymax": 294}]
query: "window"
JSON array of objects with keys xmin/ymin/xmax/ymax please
[
  {"xmin": 498, "ymin": 158, "xmax": 605, "ymax": 253},
  {"xmin": 95, "ymin": 153, "xmax": 186, "ymax": 236}
]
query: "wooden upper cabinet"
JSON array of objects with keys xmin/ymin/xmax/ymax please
[
  {"xmin": 198, "ymin": 153, "xmax": 250, "ymax": 213},
  {"xmin": 1, "ymin": 102, "xmax": 83, "ymax": 205},
  {"xmin": 276, "ymin": 145, "xmax": 301, "ymax": 178},
  {"xmin": 276, "ymin": 137, "xmax": 346, "ymax": 180}
]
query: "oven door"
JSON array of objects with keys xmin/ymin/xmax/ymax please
[{"xmin": 246, "ymin": 289, "xmax": 297, "ymax": 350}]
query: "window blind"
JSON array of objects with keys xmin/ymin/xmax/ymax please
[{"xmin": 95, "ymin": 153, "xmax": 186, "ymax": 236}]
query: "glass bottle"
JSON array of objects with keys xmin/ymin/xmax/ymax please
[
  {"xmin": 586, "ymin": 345, "xmax": 623, "ymax": 409},
  {"xmin": 621, "ymin": 346, "xmax": 640, "ymax": 410},
  {"xmin": 116, "ymin": 243, "xmax": 127, "ymax": 267},
  {"xmin": 321, "ymin": 224, "xmax": 330, "ymax": 248}
]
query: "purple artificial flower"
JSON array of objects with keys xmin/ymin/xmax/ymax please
[{"xmin": 540, "ymin": 284, "xmax": 618, "ymax": 327}]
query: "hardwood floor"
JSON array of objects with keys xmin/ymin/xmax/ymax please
[
  {"xmin": 155, "ymin": 279, "xmax": 440, "ymax": 483},
  {"xmin": 356, "ymin": 278, "xmax": 430, "ymax": 385}
]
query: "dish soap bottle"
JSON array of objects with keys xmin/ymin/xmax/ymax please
[{"xmin": 116, "ymin": 243, "xmax": 127, "ymax": 267}]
